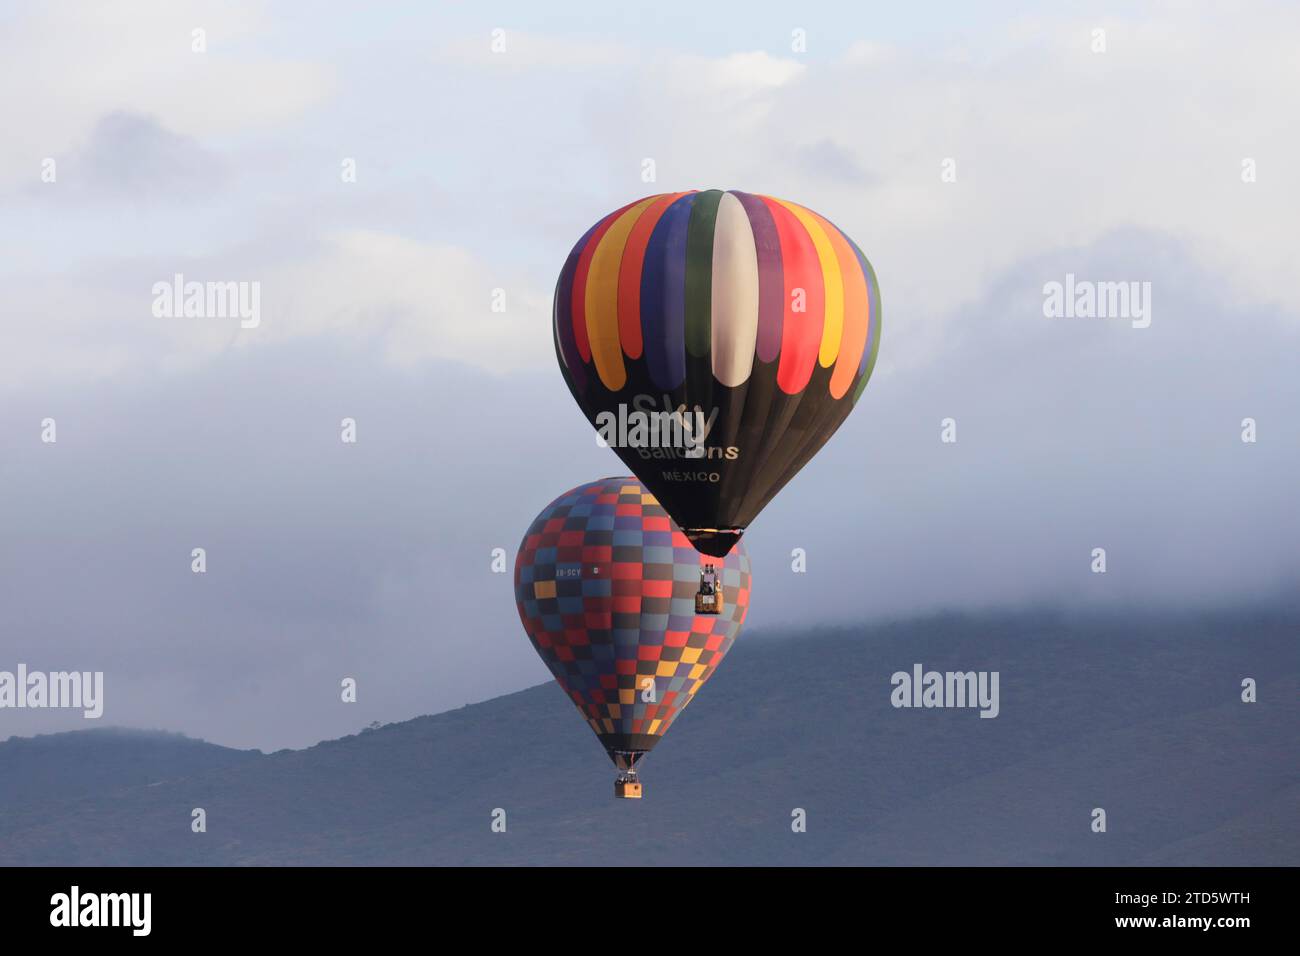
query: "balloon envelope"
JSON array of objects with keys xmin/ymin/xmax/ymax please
[
  {"xmin": 514, "ymin": 477, "xmax": 751, "ymax": 769},
  {"xmin": 553, "ymin": 189, "xmax": 881, "ymax": 555}
]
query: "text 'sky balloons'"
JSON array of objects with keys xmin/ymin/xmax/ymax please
[
  {"xmin": 514, "ymin": 477, "xmax": 751, "ymax": 772},
  {"xmin": 553, "ymin": 189, "xmax": 881, "ymax": 556}
]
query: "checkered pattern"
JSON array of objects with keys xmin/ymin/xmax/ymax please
[{"xmin": 515, "ymin": 477, "xmax": 752, "ymax": 750}]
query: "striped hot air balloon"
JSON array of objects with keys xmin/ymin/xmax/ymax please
[{"xmin": 553, "ymin": 189, "xmax": 881, "ymax": 557}]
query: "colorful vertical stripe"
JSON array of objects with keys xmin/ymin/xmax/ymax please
[{"xmin": 555, "ymin": 189, "xmax": 878, "ymax": 398}]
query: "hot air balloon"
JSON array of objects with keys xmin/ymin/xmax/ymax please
[
  {"xmin": 514, "ymin": 477, "xmax": 751, "ymax": 798},
  {"xmin": 553, "ymin": 189, "xmax": 881, "ymax": 557}
]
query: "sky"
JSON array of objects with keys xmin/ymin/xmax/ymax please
[{"xmin": 0, "ymin": 0, "xmax": 1296, "ymax": 750}]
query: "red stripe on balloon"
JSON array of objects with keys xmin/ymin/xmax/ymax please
[
  {"xmin": 760, "ymin": 196, "xmax": 825, "ymax": 394},
  {"xmin": 618, "ymin": 192, "xmax": 689, "ymax": 360}
]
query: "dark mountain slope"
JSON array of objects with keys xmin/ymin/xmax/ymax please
[{"xmin": 1, "ymin": 607, "xmax": 1295, "ymax": 865}]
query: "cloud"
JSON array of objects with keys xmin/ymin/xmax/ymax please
[
  {"xmin": 0, "ymin": 0, "xmax": 332, "ymax": 190},
  {"xmin": 435, "ymin": 30, "xmax": 637, "ymax": 71},
  {"xmin": 44, "ymin": 111, "xmax": 227, "ymax": 201}
]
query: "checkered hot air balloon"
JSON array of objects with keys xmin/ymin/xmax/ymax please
[
  {"xmin": 553, "ymin": 189, "xmax": 881, "ymax": 557},
  {"xmin": 514, "ymin": 478, "xmax": 751, "ymax": 798}
]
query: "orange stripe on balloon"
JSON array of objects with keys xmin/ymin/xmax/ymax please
[
  {"xmin": 586, "ymin": 198, "xmax": 658, "ymax": 391},
  {"xmin": 618, "ymin": 192, "xmax": 687, "ymax": 360},
  {"xmin": 805, "ymin": 210, "xmax": 868, "ymax": 399},
  {"xmin": 571, "ymin": 199, "xmax": 642, "ymax": 364},
  {"xmin": 759, "ymin": 196, "xmax": 824, "ymax": 395}
]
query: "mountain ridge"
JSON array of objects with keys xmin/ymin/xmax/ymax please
[{"xmin": 1, "ymin": 607, "xmax": 1295, "ymax": 865}]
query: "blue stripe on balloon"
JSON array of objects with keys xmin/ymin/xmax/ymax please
[{"xmin": 641, "ymin": 193, "xmax": 696, "ymax": 391}]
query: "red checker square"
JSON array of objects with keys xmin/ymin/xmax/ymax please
[
  {"xmin": 705, "ymin": 634, "xmax": 725, "ymax": 651},
  {"xmin": 565, "ymin": 629, "xmax": 589, "ymax": 645},
  {"xmin": 663, "ymin": 631, "xmax": 689, "ymax": 647},
  {"xmin": 611, "ymin": 563, "xmax": 643, "ymax": 580},
  {"xmin": 631, "ymin": 719, "xmax": 645, "ymax": 734},
  {"xmin": 691, "ymin": 617, "xmax": 713, "ymax": 633},
  {"xmin": 554, "ymin": 646, "xmax": 575, "ymax": 662},
  {"xmin": 643, "ymin": 516, "xmax": 671, "ymax": 531},
  {"xmin": 599, "ymin": 674, "xmax": 618, "ymax": 689},
  {"xmin": 582, "ymin": 545, "xmax": 612, "ymax": 563},
  {"xmin": 612, "ymin": 596, "xmax": 642, "ymax": 614},
  {"xmin": 558, "ymin": 530, "xmax": 585, "ymax": 546},
  {"xmin": 615, "ymin": 659, "xmax": 638, "ymax": 675},
  {"xmin": 614, "ymin": 503, "xmax": 642, "ymax": 516},
  {"xmin": 641, "ymin": 579, "xmax": 673, "ymax": 599},
  {"xmin": 636, "ymin": 645, "xmax": 662, "ymax": 661}
]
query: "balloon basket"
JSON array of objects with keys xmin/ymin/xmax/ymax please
[
  {"xmin": 694, "ymin": 591, "xmax": 722, "ymax": 615},
  {"xmin": 614, "ymin": 774, "xmax": 643, "ymax": 799}
]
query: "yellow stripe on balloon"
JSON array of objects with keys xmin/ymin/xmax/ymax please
[
  {"xmin": 774, "ymin": 199, "xmax": 843, "ymax": 368},
  {"xmin": 585, "ymin": 198, "xmax": 656, "ymax": 391}
]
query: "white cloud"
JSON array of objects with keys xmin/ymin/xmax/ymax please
[{"xmin": 0, "ymin": 0, "xmax": 332, "ymax": 189}]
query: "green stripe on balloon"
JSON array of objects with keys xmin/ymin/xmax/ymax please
[{"xmin": 683, "ymin": 189, "xmax": 723, "ymax": 358}]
